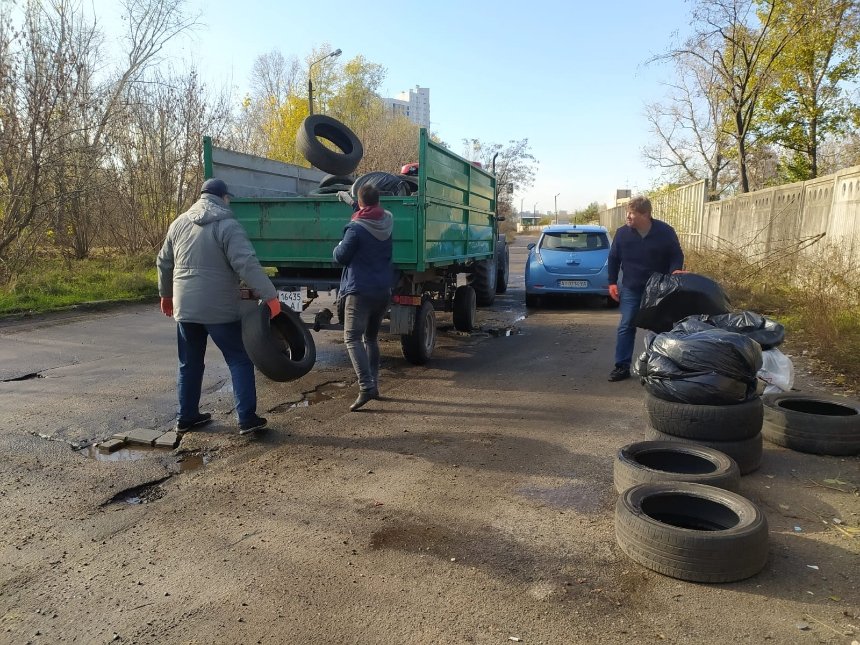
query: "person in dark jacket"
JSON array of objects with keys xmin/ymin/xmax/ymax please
[
  {"xmin": 607, "ymin": 196, "xmax": 684, "ymax": 382},
  {"xmin": 334, "ymin": 184, "xmax": 394, "ymax": 411},
  {"xmin": 157, "ymin": 178, "xmax": 280, "ymax": 434}
]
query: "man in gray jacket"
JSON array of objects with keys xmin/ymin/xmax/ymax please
[{"xmin": 157, "ymin": 178, "xmax": 279, "ymax": 434}]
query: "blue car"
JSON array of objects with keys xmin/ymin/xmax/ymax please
[{"xmin": 525, "ymin": 224, "xmax": 613, "ymax": 307}]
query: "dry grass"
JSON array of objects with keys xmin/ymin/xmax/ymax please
[{"xmin": 685, "ymin": 243, "xmax": 860, "ymax": 390}]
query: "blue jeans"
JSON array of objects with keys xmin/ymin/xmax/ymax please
[
  {"xmin": 343, "ymin": 293, "xmax": 389, "ymax": 392},
  {"xmin": 177, "ymin": 321, "xmax": 256, "ymax": 425},
  {"xmin": 614, "ymin": 287, "xmax": 644, "ymax": 368}
]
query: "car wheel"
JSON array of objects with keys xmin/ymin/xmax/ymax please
[
  {"xmin": 241, "ymin": 302, "xmax": 317, "ymax": 382},
  {"xmin": 614, "ymin": 441, "xmax": 740, "ymax": 494},
  {"xmin": 646, "ymin": 393, "xmax": 763, "ymax": 441},
  {"xmin": 495, "ymin": 241, "xmax": 509, "ymax": 294},
  {"xmin": 645, "ymin": 428, "xmax": 763, "ymax": 475},
  {"xmin": 615, "ymin": 482, "xmax": 768, "ymax": 583},
  {"xmin": 762, "ymin": 393, "xmax": 860, "ymax": 455}
]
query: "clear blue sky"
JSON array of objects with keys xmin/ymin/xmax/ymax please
[{"xmin": 93, "ymin": 0, "xmax": 693, "ymax": 214}]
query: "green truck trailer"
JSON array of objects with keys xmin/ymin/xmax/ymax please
[{"xmin": 203, "ymin": 129, "xmax": 510, "ymax": 364}]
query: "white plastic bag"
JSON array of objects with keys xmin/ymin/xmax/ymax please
[{"xmin": 758, "ymin": 348, "xmax": 794, "ymax": 394}]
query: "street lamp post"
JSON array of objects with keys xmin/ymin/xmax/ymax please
[
  {"xmin": 554, "ymin": 192, "xmax": 561, "ymax": 224},
  {"xmin": 308, "ymin": 48, "xmax": 342, "ymax": 115},
  {"xmin": 533, "ymin": 202, "xmax": 538, "ymax": 223}
]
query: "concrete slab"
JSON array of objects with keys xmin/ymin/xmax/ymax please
[
  {"xmin": 111, "ymin": 430, "xmax": 130, "ymax": 441},
  {"xmin": 98, "ymin": 438, "xmax": 126, "ymax": 453},
  {"xmin": 154, "ymin": 431, "xmax": 178, "ymax": 449},
  {"xmin": 124, "ymin": 428, "xmax": 163, "ymax": 446}
]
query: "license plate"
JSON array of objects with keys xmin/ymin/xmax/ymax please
[
  {"xmin": 277, "ymin": 289, "xmax": 303, "ymax": 312},
  {"xmin": 559, "ymin": 280, "xmax": 588, "ymax": 288}
]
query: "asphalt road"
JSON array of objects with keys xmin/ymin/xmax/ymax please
[{"xmin": 0, "ymin": 236, "xmax": 857, "ymax": 644}]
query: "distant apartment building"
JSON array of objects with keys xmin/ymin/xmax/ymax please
[{"xmin": 383, "ymin": 86, "xmax": 430, "ymax": 128}]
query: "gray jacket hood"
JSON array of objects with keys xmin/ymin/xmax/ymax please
[
  {"xmin": 353, "ymin": 210, "xmax": 393, "ymax": 241},
  {"xmin": 187, "ymin": 194, "xmax": 232, "ymax": 226}
]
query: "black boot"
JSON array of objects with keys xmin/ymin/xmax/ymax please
[{"xmin": 350, "ymin": 389, "xmax": 377, "ymax": 411}]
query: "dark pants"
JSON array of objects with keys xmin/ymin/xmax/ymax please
[
  {"xmin": 614, "ymin": 287, "xmax": 644, "ymax": 368},
  {"xmin": 177, "ymin": 321, "xmax": 256, "ymax": 425},
  {"xmin": 343, "ymin": 293, "xmax": 389, "ymax": 392}
]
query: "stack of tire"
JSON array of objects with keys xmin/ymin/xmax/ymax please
[
  {"xmin": 612, "ymin": 441, "xmax": 768, "ymax": 582},
  {"xmin": 636, "ymin": 317, "xmax": 765, "ymax": 474}
]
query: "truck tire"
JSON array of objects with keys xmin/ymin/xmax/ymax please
[
  {"xmin": 762, "ymin": 393, "xmax": 860, "ymax": 455},
  {"xmin": 296, "ymin": 115, "xmax": 363, "ymax": 176},
  {"xmin": 614, "ymin": 441, "xmax": 740, "ymax": 494},
  {"xmin": 495, "ymin": 240, "xmax": 510, "ymax": 294},
  {"xmin": 645, "ymin": 428, "xmax": 763, "ymax": 475},
  {"xmin": 469, "ymin": 257, "xmax": 497, "ymax": 307},
  {"xmin": 319, "ymin": 174, "xmax": 354, "ymax": 188},
  {"xmin": 401, "ymin": 300, "xmax": 436, "ymax": 365},
  {"xmin": 646, "ymin": 393, "xmax": 763, "ymax": 441},
  {"xmin": 452, "ymin": 285, "xmax": 476, "ymax": 332},
  {"xmin": 241, "ymin": 303, "xmax": 316, "ymax": 382},
  {"xmin": 615, "ymin": 482, "xmax": 768, "ymax": 583}
]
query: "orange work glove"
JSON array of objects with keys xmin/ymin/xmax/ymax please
[
  {"xmin": 160, "ymin": 297, "xmax": 173, "ymax": 317},
  {"xmin": 266, "ymin": 298, "xmax": 281, "ymax": 319},
  {"xmin": 608, "ymin": 284, "xmax": 620, "ymax": 302}
]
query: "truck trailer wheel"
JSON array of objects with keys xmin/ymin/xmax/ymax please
[
  {"xmin": 241, "ymin": 303, "xmax": 317, "ymax": 382},
  {"xmin": 401, "ymin": 300, "xmax": 436, "ymax": 365},
  {"xmin": 296, "ymin": 115, "xmax": 363, "ymax": 176},
  {"xmin": 495, "ymin": 240, "xmax": 510, "ymax": 294},
  {"xmin": 469, "ymin": 257, "xmax": 497, "ymax": 307},
  {"xmin": 452, "ymin": 285, "xmax": 477, "ymax": 332}
]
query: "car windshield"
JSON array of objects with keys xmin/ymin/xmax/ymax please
[{"xmin": 539, "ymin": 231, "xmax": 608, "ymax": 252}]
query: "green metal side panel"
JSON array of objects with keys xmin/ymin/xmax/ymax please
[{"xmin": 232, "ymin": 195, "xmax": 418, "ymax": 269}]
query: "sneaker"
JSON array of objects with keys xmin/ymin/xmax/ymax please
[
  {"xmin": 238, "ymin": 415, "xmax": 267, "ymax": 435},
  {"xmin": 608, "ymin": 365, "xmax": 631, "ymax": 382},
  {"xmin": 176, "ymin": 413, "xmax": 212, "ymax": 432}
]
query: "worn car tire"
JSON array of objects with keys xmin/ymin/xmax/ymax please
[
  {"xmin": 646, "ymin": 393, "xmax": 763, "ymax": 441},
  {"xmin": 241, "ymin": 303, "xmax": 316, "ymax": 382},
  {"xmin": 452, "ymin": 285, "xmax": 476, "ymax": 332},
  {"xmin": 296, "ymin": 115, "xmax": 363, "ymax": 176},
  {"xmin": 401, "ymin": 300, "xmax": 436, "ymax": 365},
  {"xmin": 614, "ymin": 441, "xmax": 740, "ymax": 494},
  {"xmin": 615, "ymin": 482, "xmax": 768, "ymax": 583},
  {"xmin": 469, "ymin": 257, "xmax": 497, "ymax": 307},
  {"xmin": 319, "ymin": 174, "xmax": 354, "ymax": 189},
  {"xmin": 762, "ymin": 393, "xmax": 860, "ymax": 455},
  {"xmin": 495, "ymin": 239, "xmax": 509, "ymax": 294},
  {"xmin": 645, "ymin": 428, "xmax": 763, "ymax": 475}
]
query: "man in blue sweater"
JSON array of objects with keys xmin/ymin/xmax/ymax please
[
  {"xmin": 334, "ymin": 184, "xmax": 394, "ymax": 410},
  {"xmin": 607, "ymin": 196, "xmax": 684, "ymax": 381}
]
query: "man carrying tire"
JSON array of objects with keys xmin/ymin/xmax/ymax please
[
  {"xmin": 607, "ymin": 196, "xmax": 684, "ymax": 382},
  {"xmin": 157, "ymin": 178, "xmax": 280, "ymax": 435},
  {"xmin": 334, "ymin": 184, "xmax": 394, "ymax": 411}
]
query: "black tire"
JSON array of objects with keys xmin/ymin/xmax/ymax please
[
  {"xmin": 241, "ymin": 303, "xmax": 317, "ymax": 382},
  {"xmin": 646, "ymin": 393, "xmax": 763, "ymax": 441},
  {"xmin": 645, "ymin": 428, "xmax": 763, "ymax": 475},
  {"xmin": 296, "ymin": 115, "xmax": 363, "ymax": 176},
  {"xmin": 401, "ymin": 300, "xmax": 436, "ymax": 365},
  {"xmin": 495, "ymin": 239, "xmax": 509, "ymax": 294},
  {"xmin": 615, "ymin": 482, "xmax": 768, "ymax": 583},
  {"xmin": 762, "ymin": 393, "xmax": 860, "ymax": 456},
  {"xmin": 469, "ymin": 257, "xmax": 497, "ymax": 307},
  {"xmin": 525, "ymin": 294, "xmax": 540, "ymax": 308},
  {"xmin": 319, "ymin": 174, "xmax": 354, "ymax": 189},
  {"xmin": 614, "ymin": 441, "xmax": 740, "ymax": 494},
  {"xmin": 452, "ymin": 285, "xmax": 476, "ymax": 332}
]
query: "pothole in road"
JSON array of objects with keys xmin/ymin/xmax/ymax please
[
  {"xmin": 269, "ymin": 381, "xmax": 348, "ymax": 412},
  {"xmin": 484, "ymin": 325, "xmax": 521, "ymax": 337},
  {"xmin": 103, "ymin": 477, "xmax": 171, "ymax": 505},
  {"xmin": 2, "ymin": 372, "xmax": 45, "ymax": 382},
  {"xmin": 78, "ymin": 445, "xmax": 209, "ymax": 474}
]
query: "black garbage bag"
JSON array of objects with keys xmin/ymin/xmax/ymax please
[
  {"xmin": 642, "ymin": 357, "xmax": 753, "ymax": 404},
  {"xmin": 650, "ymin": 328, "xmax": 762, "ymax": 382},
  {"xmin": 681, "ymin": 311, "xmax": 785, "ymax": 350},
  {"xmin": 350, "ymin": 171, "xmax": 412, "ymax": 197},
  {"xmin": 634, "ymin": 273, "xmax": 731, "ymax": 333}
]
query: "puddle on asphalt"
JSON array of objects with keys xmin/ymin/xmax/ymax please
[
  {"xmin": 270, "ymin": 381, "xmax": 348, "ymax": 411},
  {"xmin": 518, "ymin": 482, "xmax": 609, "ymax": 514},
  {"xmin": 485, "ymin": 325, "xmax": 521, "ymax": 337},
  {"xmin": 78, "ymin": 445, "xmax": 208, "ymax": 474}
]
